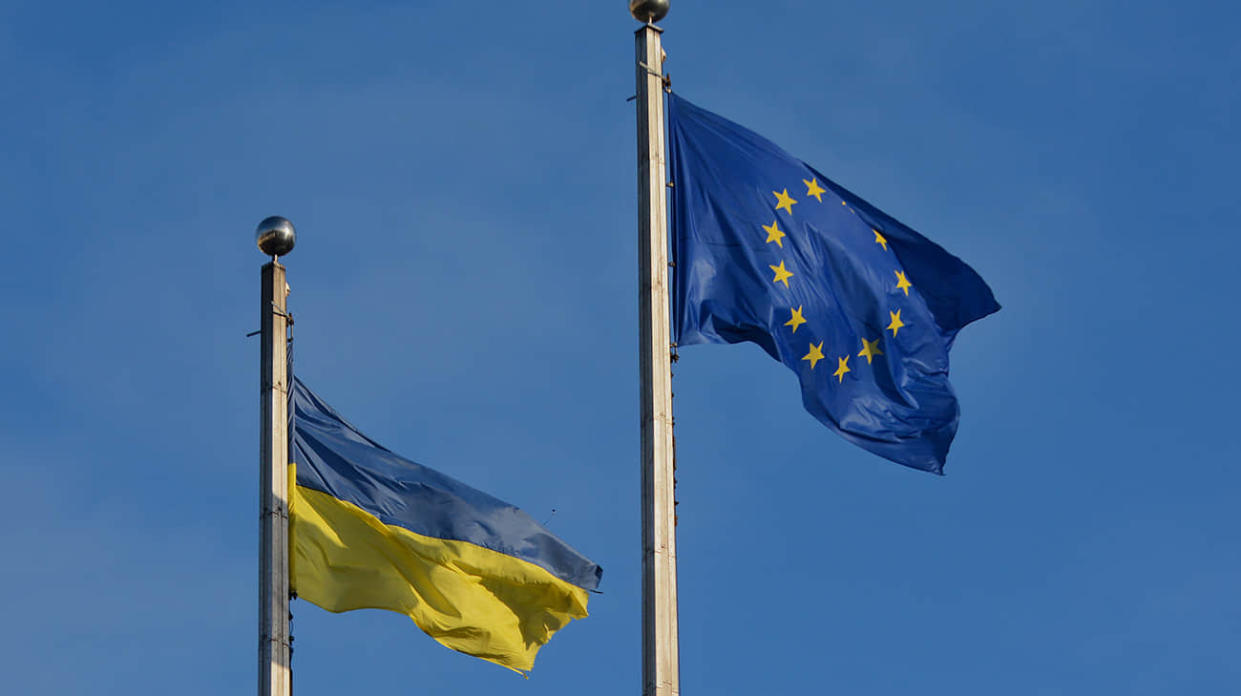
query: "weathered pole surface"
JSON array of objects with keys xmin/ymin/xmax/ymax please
[
  {"xmin": 257, "ymin": 214, "xmax": 295, "ymax": 696},
  {"xmin": 635, "ymin": 9, "xmax": 680, "ymax": 696},
  {"xmin": 259, "ymin": 260, "xmax": 290, "ymax": 696}
]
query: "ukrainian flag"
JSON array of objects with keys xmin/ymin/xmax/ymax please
[{"xmin": 289, "ymin": 378, "xmax": 602, "ymax": 673}]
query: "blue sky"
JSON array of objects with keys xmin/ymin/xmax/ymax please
[{"xmin": 2, "ymin": 0, "xmax": 1238, "ymax": 693}]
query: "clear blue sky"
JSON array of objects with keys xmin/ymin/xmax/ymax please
[{"xmin": 3, "ymin": 1, "xmax": 1237, "ymax": 693}]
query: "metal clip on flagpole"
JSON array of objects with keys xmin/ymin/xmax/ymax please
[
  {"xmin": 630, "ymin": 2, "xmax": 679, "ymax": 695},
  {"xmin": 256, "ymin": 216, "xmax": 295, "ymax": 696}
]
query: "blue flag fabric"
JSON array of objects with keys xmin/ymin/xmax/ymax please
[{"xmin": 668, "ymin": 94, "xmax": 999, "ymax": 473}]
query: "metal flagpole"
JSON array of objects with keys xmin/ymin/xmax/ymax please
[
  {"xmin": 256, "ymin": 216, "xmax": 296, "ymax": 696},
  {"xmin": 631, "ymin": 2, "xmax": 679, "ymax": 695}
]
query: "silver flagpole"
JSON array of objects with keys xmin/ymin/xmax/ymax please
[
  {"xmin": 256, "ymin": 216, "xmax": 295, "ymax": 696},
  {"xmin": 630, "ymin": 2, "xmax": 680, "ymax": 695}
]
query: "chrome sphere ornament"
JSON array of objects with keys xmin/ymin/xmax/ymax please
[
  {"xmin": 255, "ymin": 216, "xmax": 296, "ymax": 257},
  {"xmin": 629, "ymin": 0, "xmax": 669, "ymax": 23}
]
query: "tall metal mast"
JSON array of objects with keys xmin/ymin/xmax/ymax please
[
  {"xmin": 256, "ymin": 216, "xmax": 295, "ymax": 696},
  {"xmin": 631, "ymin": 2, "xmax": 680, "ymax": 695}
]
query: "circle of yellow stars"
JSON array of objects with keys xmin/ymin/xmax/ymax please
[{"xmin": 762, "ymin": 176, "xmax": 916, "ymax": 383}]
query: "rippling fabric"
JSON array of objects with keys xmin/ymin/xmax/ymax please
[
  {"xmin": 289, "ymin": 378, "xmax": 600, "ymax": 671},
  {"xmin": 293, "ymin": 378, "xmax": 600, "ymax": 590},
  {"xmin": 668, "ymin": 93, "xmax": 999, "ymax": 473},
  {"xmin": 290, "ymin": 466, "xmax": 591, "ymax": 673}
]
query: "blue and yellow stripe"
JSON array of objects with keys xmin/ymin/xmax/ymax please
[{"xmin": 290, "ymin": 378, "xmax": 601, "ymax": 672}]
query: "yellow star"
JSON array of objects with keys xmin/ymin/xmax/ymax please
[
  {"xmin": 873, "ymin": 229, "xmax": 888, "ymax": 250},
  {"xmin": 858, "ymin": 337, "xmax": 883, "ymax": 364},
  {"xmin": 802, "ymin": 341, "xmax": 825, "ymax": 369},
  {"xmin": 804, "ymin": 177, "xmax": 826, "ymax": 202},
  {"xmin": 763, "ymin": 221, "xmax": 786, "ymax": 248},
  {"xmin": 887, "ymin": 309, "xmax": 906, "ymax": 337},
  {"xmin": 773, "ymin": 188, "xmax": 797, "ymax": 215},
  {"xmin": 769, "ymin": 261, "xmax": 794, "ymax": 288},
  {"xmin": 833, "ymin": 355, "xmax": 851, "ymax": 383},
  {"xmin": 894, "ymin": 270, "xmax": 912, "ymax": 296},
  {"xmin": 784, "ymin": 305, "xmax": 807, "ymax": 333}
]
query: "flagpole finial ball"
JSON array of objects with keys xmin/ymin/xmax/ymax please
[
  {"xmin": 629, "ymin": 0, "xmax": 669, "ymax": 23},
  {"xmin": 256, "ymin": 216, "xmax": 296, "ymax": 257}
]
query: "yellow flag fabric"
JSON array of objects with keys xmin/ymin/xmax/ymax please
[{"xmin": 289, "ymin": 466, "xmax": 591, "ymax": 673}]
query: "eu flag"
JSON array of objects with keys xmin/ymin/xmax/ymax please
[{"xmin": 668, "ymin": 94, "xmax": 999, "ymax": 473}]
